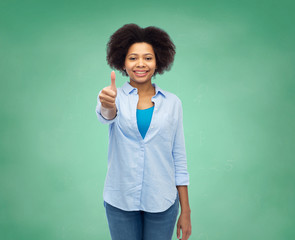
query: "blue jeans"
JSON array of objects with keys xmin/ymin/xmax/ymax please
[{"xmin": 104, "ymin": 194, "xmax": 179, "ymax": 240}]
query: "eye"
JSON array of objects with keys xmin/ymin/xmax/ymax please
[
  {"xmin": 129, "ymin": 57, "xmax": 136, "ymax": 60},
  {"xmin": 146, "ymin": 57, "xmax": 152, "ymax": 60}
]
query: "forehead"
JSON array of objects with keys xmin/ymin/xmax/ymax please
[{"xmin": 127, "ymin": 42, "xmax": 154, "ymax": 55}]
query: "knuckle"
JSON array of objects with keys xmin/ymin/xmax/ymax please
[
  {"xmin": 109, "ymin": 91, "xmax": 116, "ymax": 97},
  {"xmin": 99, "ymin": 93, "xmax": 106, "ymax": 99},
  {"xmin": 101, "ymin": 88, "xmax": 107, "ymax": 93}
]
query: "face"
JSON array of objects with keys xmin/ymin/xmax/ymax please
[{"xmin": 124, "ymin": 42, "xmax": 157, "ymax": 85}]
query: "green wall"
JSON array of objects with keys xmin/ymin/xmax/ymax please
[{"xmin": 1, "ymin": 0, "xmax": 294, "ymax": 239}]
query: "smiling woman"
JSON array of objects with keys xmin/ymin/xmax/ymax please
[{"xmin": 96, "ymin": 23, "xmax": 191, "ymax": 240}]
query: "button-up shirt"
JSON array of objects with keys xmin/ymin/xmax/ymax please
[{"xmin": 95, "ymin": 81, "xmax": 189, "ymax": 212}]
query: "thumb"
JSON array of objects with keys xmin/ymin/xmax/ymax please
[{"xmin": 110, "ymin": 71, "xmax": 116, "ymax": 91}]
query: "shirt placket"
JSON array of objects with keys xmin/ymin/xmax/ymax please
[{"xmin": 130, "ymin": 91, "xmax": 144, "ymax": 207}]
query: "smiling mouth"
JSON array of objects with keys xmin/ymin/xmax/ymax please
[
  {"xmin": 134, "ymin": 70, "xmax": 149, "ymax": 73},
  {"xmin": 133, "ymin": 70, "xmax": 149, "ymax": 77}
]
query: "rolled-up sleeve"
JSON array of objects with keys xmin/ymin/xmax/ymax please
[
  {"xmin": 95, "ymin": 91, "xmax": 118, "ymax": 125},
  {"xmin": 172, "ymin": 99, "xmax": 189, "ymax": 186}
]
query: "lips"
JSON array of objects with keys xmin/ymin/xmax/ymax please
[{"xmin": 134, "ymin": 70, "xmax": 149, "ymax": 77}]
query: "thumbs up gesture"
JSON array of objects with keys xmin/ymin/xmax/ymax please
[
  {"xmin": 99, "ymin": 71, "xmax": 117, "ymax": 120},
  {"xmin": 99, "ymin": 71, "xmax": 117, "ymax": 109}
]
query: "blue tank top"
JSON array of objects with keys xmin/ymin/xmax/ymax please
[{"xmin": 136, "ymin": 106, "xmax": 154, "ymax": 139}]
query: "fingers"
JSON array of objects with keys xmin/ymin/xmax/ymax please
[
  {"xmin": 177, "ymin": 225, "xmax": 192, "ymax": 240},
  {"xmin": 99, "ymin": 87, "xmax": 116, "ymax": 109},
  {"xmin": 99, "ymin": 92, "xmax": 115, "ymax": 103},
  {"xmin": 101, "ymin": 87, "xmax": 117, "ymax": 98},
  {"xmin": 181, "ymin": 227, "xmax": 192, "ymax": 240},
  {"xmin": 177, "ymin": 225, "xmax": 181, "ymax": 239},
  {"xmin": 110, "ymin": 71, "xmax": 116, "ymax": 91},
  {"xmin": 100, "ymin": 100, "xmax": 116, "ymax": 109}
]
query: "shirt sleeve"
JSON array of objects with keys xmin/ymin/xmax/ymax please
[
  {"xmin": 173, "ymin": 99, "xmax": 190, "ymax": 186},
  {"xmin": 95, "ymin": 90, "xmax": 118, "ymax": 124}
]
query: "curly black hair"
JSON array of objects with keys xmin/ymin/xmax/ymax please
[{"xmin": 106, "ymin": 23, "xmax": 176, "ymax": 77}]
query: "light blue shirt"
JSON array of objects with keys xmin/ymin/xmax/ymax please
[{"xmin": 96, "ymin": 81, "xmax": 189, "ymax": 213}]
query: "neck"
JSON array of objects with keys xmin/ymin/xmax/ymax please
[{"xmin": 129, "ymin": 79, "xmax": 155, "ymax": 95}]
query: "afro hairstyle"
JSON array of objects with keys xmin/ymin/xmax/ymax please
[{"xmin": 106, "ymin": 23, "xmax": 176, "ymax": 77}]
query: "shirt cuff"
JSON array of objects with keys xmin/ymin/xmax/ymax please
[
  {"xmin": 96, "ymin": 103, "xmax": 118, "ymax": 124},
  {"xmin": 175, "ymin": 173, "xmax": 189, "ymax": 186}
]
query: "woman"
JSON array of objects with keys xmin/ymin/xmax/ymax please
[{"xmin": 96, "ymin": 23, "xmax": 191, "ymax": 240}]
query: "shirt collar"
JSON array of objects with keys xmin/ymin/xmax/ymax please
[{"xmin": 122, "ymin": 81, "xmax": 166, "ymax": 98}]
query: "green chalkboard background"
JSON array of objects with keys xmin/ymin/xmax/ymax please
[{"xmin": 1, "ymin": 0, "xmax": 294, "ymax": 239}]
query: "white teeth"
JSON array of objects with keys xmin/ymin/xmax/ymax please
[{"xmin": 135, "ymin": 71, "xmax": 146, "ymax": 73}]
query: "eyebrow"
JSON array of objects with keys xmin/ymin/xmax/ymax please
[{"xmin": 127, "ymin": 53, "xmax": 154, "ymax": 56}]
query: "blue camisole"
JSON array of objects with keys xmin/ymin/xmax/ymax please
[{"xmin": 136, "ymin": 106, "xmax": 154, "ymax": 139}]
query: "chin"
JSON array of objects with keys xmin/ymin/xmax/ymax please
[{"xmin": 131, "ymin": 75, "xmax": 152, "ymax": 82}]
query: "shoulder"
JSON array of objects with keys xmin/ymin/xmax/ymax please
[{"xmin": 161, "ymin": 88, "xmax": 182, "ymax": 106}]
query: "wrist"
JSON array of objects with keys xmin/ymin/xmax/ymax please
[
  {"xmin": 181, "ymin": 208, "xmax": 191, "ymax": 214},
  {"xmin": 101, "ymin": 105, "xmax": 117, "ymax": 120}
]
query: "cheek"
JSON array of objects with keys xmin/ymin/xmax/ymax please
[
  {"xmin": 149, "ymin": 63, "xmax": 157, "ymax": 70},
  {"xmin": 151, "ymin": 61, "xmax": 156, "ymax": 68},
  {"xmin": 125, "ymin": 65, "xmax": 135, "ymax": 75},
  {"xmin": 125, "ymin": 62, "xmax": 135, "ymax": 70}
]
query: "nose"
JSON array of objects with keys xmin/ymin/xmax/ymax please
[{"xmin": 137, "ymin": 58, "xmax": 145, "ymax": 67}]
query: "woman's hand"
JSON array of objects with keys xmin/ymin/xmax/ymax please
[
  {"xmin": 99, "ymin": 71, "xmax": 117, "ymax": 109},
  {"xmin": 177, "ymin": 211, "xmax": 192, "ymax": 240},
  {"xmin": 99, "ymin": 71, "xmax": 117, "ymax": 120}
]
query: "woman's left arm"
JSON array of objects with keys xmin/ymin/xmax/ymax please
[{"xmin": 176, "ymin": 185, "xmax": 192, "ymax": 240}]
